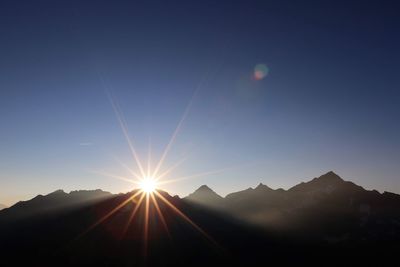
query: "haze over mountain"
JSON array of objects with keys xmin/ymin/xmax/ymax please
[
  {"xmin": 186, "ymin": 171, "xmax": 400, "ymax": 238},
  {"xmin": 0, "ymin": 189, "xmax": 112, "ymax": 222},
  {"xmin": 0, "ymin": 204, "xmax": 7, "ymax": 210},
  {"xmin": 1, "ymin": 0, "xmax": 399, "ymax": 266},
  {"xmin": 1, "ymin": 171, "xmax": 399, "ymax": 266},
  {"xmin": 185, "ymin": 185, "xmax": 224, "ymax": 208}
]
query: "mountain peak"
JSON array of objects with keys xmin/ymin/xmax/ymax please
[
  {"xmin": 185, "ymin": 185, "xmax": 223, "ymax": 207},
  {"xmin": 289, "ymin": 171, "xmax": 345, "ymax": 193},
  {"xmin": 318, "ymin": 171, "xmax": 343, "ymax": 182},
  {"xmin": 312, "ymin": 171, "xmax": 345, "ymax": 186},
  {"xmin": 255, "ymin": 183, "xmax": 273, "ymax": 191},
  {"xmin": 195, "ymin": 185, "xmax": 214, "ymax": 192},
  {"xmin": 189, "ymin": 185, "xmax": 222, "ymax": 198}
]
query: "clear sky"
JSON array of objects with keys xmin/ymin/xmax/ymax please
[{"xmin": 1, "ymin": 0, "xmax": 399, "ymax": 206}]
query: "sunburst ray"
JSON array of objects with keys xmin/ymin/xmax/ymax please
[
  {"xmin": 143, "ymin": 193, "xmax": 150, "ymax": 257},
  {"xmin": 150, "ymin": 193, "xmax": 171, "ymax": 238},
  {"xmin": 154, "ymin": 157, "xmax": 187, "ymax": 182},
  {"xmin": 121, "ymin": 192, "xmax": 146, "ymax": 238},
  {"xmin": 78, "ymin": 190, "xmax": 143, "ymax": 239},
  {"xmin": 90, "ymin": 170, "xmax": 139, "ymax": 185},
  {"xmin": 154, "ymin": 191, "xmax": 218, "ymax": 247},
  {"xmin": 107, "ymin": 90, "xmax": 146, "ymax": 178}
]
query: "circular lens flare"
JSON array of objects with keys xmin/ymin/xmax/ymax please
[
  {"xmin": 139, "ymin": 177, "xmax": 157, "ymax": 193},
  {"xmin": 253, "ymin": 63, "xmax": 269, "ymax": 80}
]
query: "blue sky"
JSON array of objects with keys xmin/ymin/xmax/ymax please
[{"xmin": 1, "ymin": 0, "xmax": 400, "ymax": 205}]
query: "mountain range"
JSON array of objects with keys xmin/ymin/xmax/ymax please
[
  {"xmin": 1, "ymin": 171, "xmax": 399, "ymax": 266},
  {"xmin": 185, "ymin": 171, "xmax": 400, "ymax": 240}
]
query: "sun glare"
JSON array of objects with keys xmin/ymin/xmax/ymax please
[
  {"xmin": 139, "ymin": 177, "xmax": 157, "ymax": 193},
  {"xmin": 87, "ymin": 92, "xmax": 221, "ymax": 256}
]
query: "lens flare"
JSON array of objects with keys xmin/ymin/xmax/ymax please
[
  {"xmin": 139, "ymin": 177, "xmax": 157, "ymax": 193},
  {"xmin": 253, "ymin": 63, "xmax": 269, "ymax": 80},
  {"xmin": 85, "ymin": 88, "xmax": 228, "ymax": 260}
]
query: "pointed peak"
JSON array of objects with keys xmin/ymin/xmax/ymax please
[
  {"xmin": 255, "ymin": 183, "xmax": 272, "ymax": 190},
  {"xmin": 195, "ymin": 185, "xmax": 213, "ymax": 192},
  {"xmin": 186, "ymin": 185, "xmax": 223, "ymax": 200},
  {"xmin": 326, "ymin": 171, "xmax": 339, "ymax": 176},
  {"xmin": 317, "ymin": 171, "xmax": 344, "ymax": 182},
  {"xmin": 289, "ymin": 171, "xmax": 345, "ymax": 192}
]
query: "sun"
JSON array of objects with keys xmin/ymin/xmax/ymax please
[
  {"xmin": 139, "ymin": 177, "xmax": 157, "ymax": 193},
  {"xmin": 88, "ymin": 93, "xmax": 221, "ymax": 256}
]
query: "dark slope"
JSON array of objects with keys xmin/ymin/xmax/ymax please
[
  {"xmin": 0, "ymin": 190, "xmax": 274, "ymax": 267},
  {"xmin": 186, "ymin": 172, "xmax": 400, "ymax": 241},
  {"xmin": 1, "ymin": 172, "xmax": 400, "ymax": 266},
  {"xmin": 224, "ymin": 183, "xmax": 287, "ymax": 225},
  {"xmin": 0, "ymin": 189, "xmax": 112, "ymax": 222}
]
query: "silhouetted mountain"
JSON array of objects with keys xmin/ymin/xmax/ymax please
[
  {"xmin": 0, "ymin": 189, "xmax": 112, "ymax": 222},
  {"xmin": 0, "ymin": 204, "xmax": 7, "ymax": 210},
  {"xmin": 0, "ymin": 189, "xmax": 270, "ymax": 267},
  {"xmin": 1, "ymin": 172, "xmax": 400, "ymax": 266},
  {"xmin": 186, "ymin": 185, "xmax": 224, "ymax": 208},
  {"xmin": 185, "ymin": 171, "xmax": 400, "ymax": 240}
]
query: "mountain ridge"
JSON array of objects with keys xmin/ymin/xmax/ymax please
[
  {"xmin": 190, "ymin": 171, "xmax": 393, "ymax": 200},
  {"xmin": 184, "ymin": 171, "xmax": 400, "ymax": 231},
  {"xmin": 0, "ymin": 189, "xmax": 112, "ymax": 222},
  {"xmin": 2, "ymin": 172, "xmax": 396, "ymax": 210},
  {"xmin": 2, "ymin": 171, "xmax": 400, "ymax": 232},
  {"xmin": 1, "ymin": 171, "xmax": 400, "ymax": 266}
]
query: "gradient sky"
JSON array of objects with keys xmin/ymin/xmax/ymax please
[{"xmin": 1, "ymin": 0, "xmax": 400, "ymax": 206}]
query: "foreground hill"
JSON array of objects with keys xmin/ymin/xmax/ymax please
[
  {"xmin": 0, "ymin": 172, "xmax": 399, "ymax": 266},
  {"xmin": 0, "ymin": 190, "xmax": 268, "ymax": 267}
]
